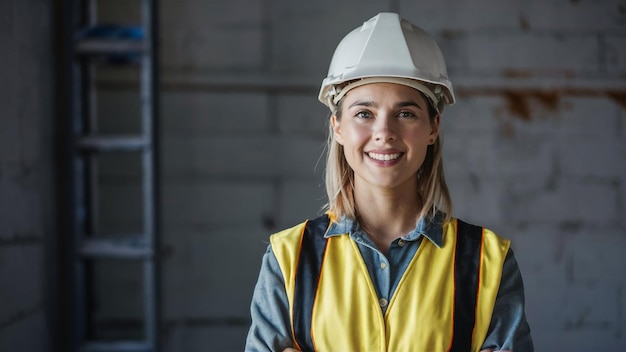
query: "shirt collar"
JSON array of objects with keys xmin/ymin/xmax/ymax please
[{"xmin": 325, "ymin": 212, "xmax": 445, "ymax": 248}]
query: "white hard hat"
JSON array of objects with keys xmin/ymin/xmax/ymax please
[{"xmin": 319, "ymin": 12, "xmax": 455, "ymax": 113}]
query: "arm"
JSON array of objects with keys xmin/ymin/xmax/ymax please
[
  {"xmin": 481, "ymin": 249, "xmax": 534, "ymax": 351},
  {"xmin": 245, "ymin": 245, "xmax": 295, "ymax": 352}
]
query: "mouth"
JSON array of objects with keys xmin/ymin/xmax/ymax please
[{"xmin": 366, "ymin": 152, "xmax": 403, "ymax": 161}]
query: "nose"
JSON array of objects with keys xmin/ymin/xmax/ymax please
[{"xmin": 373, "ymin": 114, "xmax": 397, "ymax": 142}]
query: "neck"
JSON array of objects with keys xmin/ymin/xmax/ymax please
[{"xmin": 354, "ymin": 179, "xmax": 421, "ymax": 253}]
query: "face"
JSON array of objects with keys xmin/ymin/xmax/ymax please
[{"xmin": 331, "ymin": 82, "xmax": 439, "ymax": 192}]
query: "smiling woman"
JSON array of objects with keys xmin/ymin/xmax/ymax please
[
  {"xmin": 331, "ymin": 82, "xmax": 443, "ymax": 221},
  {"xmin": 330, "ymin": 83, "xmax": 440, "ymax": 252},
  {"xmin": 246, "ymin": 12, "xmax": 533, "ymax": 352}
]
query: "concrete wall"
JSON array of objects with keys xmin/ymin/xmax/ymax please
[
  {"xmin": 150, "ymin": 1, "xmax": 626, "ymax": 350},
  {"xmin": 0, "ymin": 0, "xmax": 625, "ymax": 351},
  {"xmin": 0, "ymin": 0, "xmax": 54, "ymax": 351},
  {"xmin": 89, "ymin": 0, "xmax": 626, "ymax": 351}
]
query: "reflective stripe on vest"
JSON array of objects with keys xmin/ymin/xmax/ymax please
[
  {"xmin": 451, "ymin": 219, "xmax": 483, "ymax": 351},
  {"xmin": 270, "ymin": 215, "xmax": 509, "ymax": 352},
  {"xmin": 293, "ymin": 214, "xmax": 332, "ymax": 351}
]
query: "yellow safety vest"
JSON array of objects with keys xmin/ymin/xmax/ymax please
[{"xmin": 270, "ymin": 214, "xmax": 510, "ymax": 352}]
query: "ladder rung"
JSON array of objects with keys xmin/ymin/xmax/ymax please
[
  {"xmin": 78, "ymin": 135, "xmax": 148, "ymax": 152},
  {"xmin": 76, "ymin": 38, "xmax": 146, "ymax": 55},
  {"xmin": 81, "ymin": 341, "xmax": 152, "ymax": 352},
  {"xmin": 80, "ymin": 236, "xmax": 153, "ymax": 259}
]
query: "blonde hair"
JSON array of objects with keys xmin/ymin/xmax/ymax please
[{"xmin": 322, "ymin": 92, "xmax": 452, "ymax": 224}]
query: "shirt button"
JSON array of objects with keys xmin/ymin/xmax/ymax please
[
  {"xmin": 379, "ymin": 298, "xmax": 388, "ymax": 308},
  {"xmin": 380, "ymin": 262, "xmax": 387, "ymax": 270},
  {"xmin": 398, "ymin": 239, "xmax": 406, "ymax": 247}
]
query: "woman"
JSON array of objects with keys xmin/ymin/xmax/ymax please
[{"xmin": 246, "ymin": 12, "xmax": 533, "ymax": 352}]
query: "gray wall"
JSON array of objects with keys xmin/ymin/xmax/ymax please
[
  {"xmin": 1, "ymin": 0, "xmax": 626, "ymax": 351},
  {"xmin": 0, "ymin": 0, "xmax": 54, "ymax": 350}
]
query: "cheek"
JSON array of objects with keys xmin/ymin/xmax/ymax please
[
  {"xmin": 405, "ymin": 130, "xmax": 432, "ymax": 156},
  {"xmin": 344, "ymin": 124, "xmax": 370, "ymax": 143},
  {"xmin": 410, "ymin": 124, "xmax": 433, "ymax": 142}
]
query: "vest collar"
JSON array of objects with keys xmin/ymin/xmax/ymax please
[{"xmin": 324, "ymin": 212, "xmax": 445, "ymax": 248}]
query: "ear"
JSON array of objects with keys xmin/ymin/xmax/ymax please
[
  {"xmin": 331, "ymin": 115, "xmax": 345, "ymax": 145},
  {"xmin": 429, "ymin": 114, "xmax": 440, "ymax": 144}
]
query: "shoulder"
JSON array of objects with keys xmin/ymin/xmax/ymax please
[
  {"xmin": 452, "ymin": 217, "xmax": 511, "ymax": 252},
  {"xmin": 269, "ymin": 215, "xmax": 329, "ymax": 290},
  {"xmin": 270, "ymin": 214, "xmax": 330, "ymax": 241},
  {"xmin": 270, "ymin": 220, "xmax": 308, "ymax": 242},
  {"xmin": 270, "ymin": 214, "xmax": 331, "ymax": 247}
]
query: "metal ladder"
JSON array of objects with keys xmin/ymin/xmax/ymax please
[{"xmin": 60, "ymin": 0, "xmax": 160, "ymax": 351}]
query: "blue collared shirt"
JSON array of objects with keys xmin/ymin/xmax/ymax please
[{"xmin": 245, "ymin": 216, "xmax": 533, "ymax": 351}]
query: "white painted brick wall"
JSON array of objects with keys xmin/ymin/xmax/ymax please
[
  {"xmin": 0, "ymin": 246, "xmax": 44, "ymax": 322},
  {"xmin": 462, "ymin": 32, "xmax": 600, "ymax": 72},
  {"xmin": 162, "ymin": 92, "xmax": 271, "ymax": 135},
  {"xmin": 0, "ymin": 0, "xmax": 53, "ymax": 350},
  {"xmin": 0, "ymin": 118, "xmax": 20, "ymax": 164},
  {"xmin": 401, "ymin": 0, "xmax": 626, "ymax": 31},
  {"xmin": 0, "ymin": 169, "xmax": 45, "ymax": 239},
  {"xmin": 91, "ymin": 1, "xmax": 626, "ymax": 351},
  {"xmin": 162, "ymin": 225, "xmax": 269, "ymax": 318},
  {"xmin": 269, "ymin": 0, "xmax": 400, "ymax": 75},
  {"xmin": 163, "ymin": 182, "xmax": 275, "ymax": 228},
  {"xmin": 277, "ymin": 94, "xmax": 329, "ymax": 136},
  {"xmin": 160, "ymin": 0, "xmax": 265, "ymax": 70},
  {"xmin": 0, "ymin": 312, "xmax": 47, "ymax": 351},
  {"xmin": 521, "ymin": 1, "xmax": 626, "ymax": 31},
  {"xmin": 605, "ymin": 34, "xmax": 626, "ymax": 71},
  {"xmin": 162, "ymin": 135, "xmax": 326, "ymax": 179},
  {"xmin": 279, "ymin": 179, "xmax": 327, "ymax": 227},
  {"xmin": 163, "ymin": 325, "xmax": 247, "ymax": 352},
  {"xmin": 6, "ymin": 0, "xmax": 624, "ymax": 350}
]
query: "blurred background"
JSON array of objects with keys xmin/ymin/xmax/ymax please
[{"xmin": 1, "ymin": 0, "xmax": 625, "ymax": 351}]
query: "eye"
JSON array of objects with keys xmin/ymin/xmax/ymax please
[
  {"xmin": 355, "ymin": 110, "xmax": 373, "ymax": 119},
  {"xmin": 398, "ymin": 111, "xmax": 417, "ymax": 119}
]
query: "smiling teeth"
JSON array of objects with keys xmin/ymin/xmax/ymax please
[{"xmin": 368, "ymin": 152, "xmax": 400, "ymax": 161}]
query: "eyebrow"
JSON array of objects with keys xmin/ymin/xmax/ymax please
[
  {"xmin": 395, "ymin": 101, "xmax": 424, "ymax": 110},
  {"xmin": 348, "ymin": 100, "xmax": 377, "ymax": 109},
  {"xmin": 348, "ymin": 100, "xmax": 424, "ymax": 110}
]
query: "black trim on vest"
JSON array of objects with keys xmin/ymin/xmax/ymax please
[
  {"xmin": 293, "ymin": 214, "xmax": 331, "ymax": 352},
  {"xmin": 450, "ymin": 219, "xmax": 483, "ymax": 352}
]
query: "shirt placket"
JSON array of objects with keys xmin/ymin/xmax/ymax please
[{"xmin": 353, "ymin": 233, "xmax": 392, "ymax": 313}]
